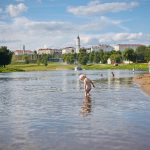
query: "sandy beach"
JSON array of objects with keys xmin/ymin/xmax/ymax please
[{"xmin": 134, "ymin": 73, "xmax": 150, "ymax": 96}]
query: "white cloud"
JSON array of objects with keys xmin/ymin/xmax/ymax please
[
  {"xmin": 6, "ymin": 3, "xmax": 28, "ymax": 17},
  {"xmin": 101, "ymin": 32, "xmax": 144, "ymax": 43},
  {"xmin": 0, "ymin": 16, "xmax": 149, "ymax": 50},
  {"xmin": 68, "ymin": 1, "xmax": 139, "ymax": 15},
  {"xmin": 81, "ymin": 32, "xmax": 150, "ymax": 45},
  {"xmin": 0, "ymin": 17, "xmax": 77, "ymax": 50},
  {"xmin": 0, "ymin": 15, "xmax": 129, "ymax": 49},
  {"xmin": 12, "ymin": 17, "xmax": 76, "ymax": 33},
  {"xmin": 80, "ymin": 16, "xmax": 129, "ymax": 32}
]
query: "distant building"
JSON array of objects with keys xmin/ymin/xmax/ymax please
[
  {"xmin": 38, "ymin": 48, "xmax": 55, "ymax": 55},
  {"xmin": 38, "ymin": 48, "xmax": 62, "ymax": 55},
  {"xmin": 85, "ymin": 47, "xmax": 91, "ymax": 53},
  {"xmin": 62, "ymin": 47, "xmax": 75, "ymax": 54},
  {"xmin": 91, "ymin": 44, "xmax": 114, "ymax": 52},
  {"xmin": 107, "ymin": 58, "xmax": 112, "ymax": 64},
  {"xmin": 14, "ymin": 50, "xmax": 33, "ymax": 55},
  {"xmin": 14, "ymin": 44, "xmax": 33, "ymax": 55},
  {"xmin": 76, "ymin": 35, "xmax": 80, "ymax": 53},
  {"xmin": 114, "ymin": 44, "xmax": 144, "ymax": 51},
  {"xmin": 53, "ymin": 49, "xmax": 62, "ymax": 57}
]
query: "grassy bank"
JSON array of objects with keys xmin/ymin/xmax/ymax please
[
  {"xmin": 0, "ymin": 63, "xmax": 75, "ymax": 72},
  {"xmin": 82, "ymin": 63, "xmax": 148, "ymax": 70},
  {"xmin": 0, "ymin": 63, "xmax": 149, "ymax": 73}
]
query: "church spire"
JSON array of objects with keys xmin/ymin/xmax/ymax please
[{"xmin": 76, "ymin": 35, "xmax": 80, "ymax": 53}]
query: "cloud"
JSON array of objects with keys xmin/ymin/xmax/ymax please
[
  {"xmin": 68, "ymin": 1, "xmax": 139, "ymax": 15},
  {"xmin": 12, "ymin": 17, "xmax": 76, "ymax": 33},
  {"xmin": 0, "ymin": 17, "xmax": 77, "ymax": 50},
  {"xmin": 100, "ymin": 32, "xmax": 144, "ymax": 43},
  {"xmin": 6, "ymin": 3, "xmax": 28, "ymax": 17},
  {"xmin": 81, "ymin": 32, "xmax": 150, "ymax": 45},
  {"xmin": 0, "ymin": 16, "xmax": 128, "ymax": 49},
  {"xmin": 0, "ymin": 16, "xmax": 149, "ymax": 50},
  {"xmin": 80, "ymin": 16, "xmax": 129, "ymax": 32}
]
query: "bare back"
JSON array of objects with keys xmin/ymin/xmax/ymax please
[{"xmin": 84, "ymin": 78, "xmax": 92, "ymax": 90}]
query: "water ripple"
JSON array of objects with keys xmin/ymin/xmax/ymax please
[{"xmin": 0, "ymin": 70, "xmax": 150, "ymax": 150}]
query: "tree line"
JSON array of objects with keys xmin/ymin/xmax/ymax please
[
  {"xmin": 0, "ymin": 45, "xmax": 150, "ymax": 67},
  {"xmin": 62, "ymin": 45, "xmax": 150, "ymax": 65}
]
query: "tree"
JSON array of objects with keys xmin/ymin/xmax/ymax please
[
  {"xmin": 135, "ymin": 45, "xmax": 146, "ymax": 62},
  {"xmin": 110, "ymin": 50, "xmax": 122, "ymax": 63},
  {"xmin": 145, "ymin": 46, "xmax": 150, "ymax": 62},
  {"xmin": 23, "ymin": 55, "xmax": 30, "ymax": 64},
  {"xmin": 110, "ymin": 54, "xmax": 121, "ymax": 63},
  {"xmin": 66, "ymin": 54, "xmax": 75, "ymax": 64},
  {"xmin": 78, "ymin": 48, "xmax": 88, "ymax": 65},
  {"xmin": 41, "ymin": 54, "xmax": 48, "ymax": 66},
  {"xmin": 0, "ymin": 46, "xmax": 12, "ymax": 67},
  {"xmin": 99, "ymin": 49, "xmax": 104, "ymax": 63},
  {"xmin": 101, "ymin": 51, "xmax": 111, "ymax": 64},
  {"xmin": 89, "ymin": 51, "xmax": 95, "ymax": 63},
  {"xmin": 123, "ymin": 48, "xmax": 136, "ymax": 63},
  {"xmin": 93, "ymin": 51, "xmax": 100, "ymax": 63}
]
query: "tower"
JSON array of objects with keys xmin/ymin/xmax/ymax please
[{"xmin": 76, "ymin": 35, "xmax": 80, "ymax": 53}]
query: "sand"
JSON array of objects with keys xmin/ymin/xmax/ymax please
[{"xmin": 133, "ymin": 73, "xmax": 150, "ymax": 96}]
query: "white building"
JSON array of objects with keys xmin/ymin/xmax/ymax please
[
  {"xmin": 76, "ymin": 35, "xmax": 80, "ymax": 53},
  {"xmin": 14, "ymin": 45, "xmax": 33, "ymax": 55},
  {"xmin": 14, "ymin": 50, "xmax": 33, "ymax": 55},
  {"xmin": 114, "ymin": 44, "xmax": 144, "ymax": 51},
  {"xmin": 38, "ymin": 48, "xmax": 55, "ymax": 55},
  {"xmin": 62, "ymin": 47, "xmax": 75, "ymax": 54},
  {"xmin": 107, "ymin": 58, "xmax": 111, "ymax": 64},
  {"xmin": 91, "ymin": 44, "xmax": 114, "ymax": 52},
  {"xmin": 38, "ymin": 48, "xmax": 62, "ymax": 56}
]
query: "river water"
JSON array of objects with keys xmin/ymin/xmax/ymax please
[{"xmin": 0, "ymin": 70, "xmax": 150, "ymax": 150}]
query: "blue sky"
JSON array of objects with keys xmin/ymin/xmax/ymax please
[{"xmin": 0, "ymin": 0, "xmax": 150, "ymax": 50}]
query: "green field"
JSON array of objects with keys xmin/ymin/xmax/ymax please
[{"xmin": 0, "ymin": 63, "xmax": 149, "ymax": 73}]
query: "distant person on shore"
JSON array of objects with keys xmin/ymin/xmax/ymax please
[
  {"xmin": 111, "ymin": 72, "xmax": 115, "ymax": 78},
  {"xmin": 79, "ymin": 74, "xmax": 95, "ymax": 97}
]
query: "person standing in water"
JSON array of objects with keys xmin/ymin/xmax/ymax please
[
  {"xmin": 79, "ymin": 74, "xmax": 95, "ymax": 97},
  {"xmin": 111, "ymin": 72, "xmax": 115, "ymax": 78}
]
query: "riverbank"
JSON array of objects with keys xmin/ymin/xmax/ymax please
[
  {"xmin": 134, "ymin": 73, "xmax": 150, "ymax": 96},
  {"xmin": 0, "ymin": 63, "xmax": 148, "ymax": 72}
]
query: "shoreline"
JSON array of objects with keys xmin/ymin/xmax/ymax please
[{"xmin": 133, "ymin": 73, "xmax": 150, "ymax": 96}]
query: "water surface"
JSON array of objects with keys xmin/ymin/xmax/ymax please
[{"xmin": 0, "ymin": 70, "xmax": 150, "ymax": 150}]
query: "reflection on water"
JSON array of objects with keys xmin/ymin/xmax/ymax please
[
  {"xmin": 0, "ymin": 70, "xmax": 150, "ymax": 150},
  {"xmin": 80, "ymin": 96, "xmax": 92, "ymax": 116}
]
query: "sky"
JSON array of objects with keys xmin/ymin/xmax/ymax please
[{"xmin": 0, "ymin": 0, "xmax": 150, "ymax": 50}]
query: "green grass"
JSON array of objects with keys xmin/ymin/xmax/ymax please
[
  {"xmin": 0, "ymin": 63, "xmax": 149, "ymax": 73},
  {"xmin": 7, "ymin": 63, "xmax": 75, "ymax": 72},
  {"xmin": 82, "ymin": 63, "xmax": 148, "ymax": 70},
  {"xmin": 0, "ymin": 67, "xmax": 24, "ymax": 73}
]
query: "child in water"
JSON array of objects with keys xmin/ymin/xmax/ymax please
[{"xmin": 79, "ymin": 74, "xmax": 95, "ymax": 97}]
